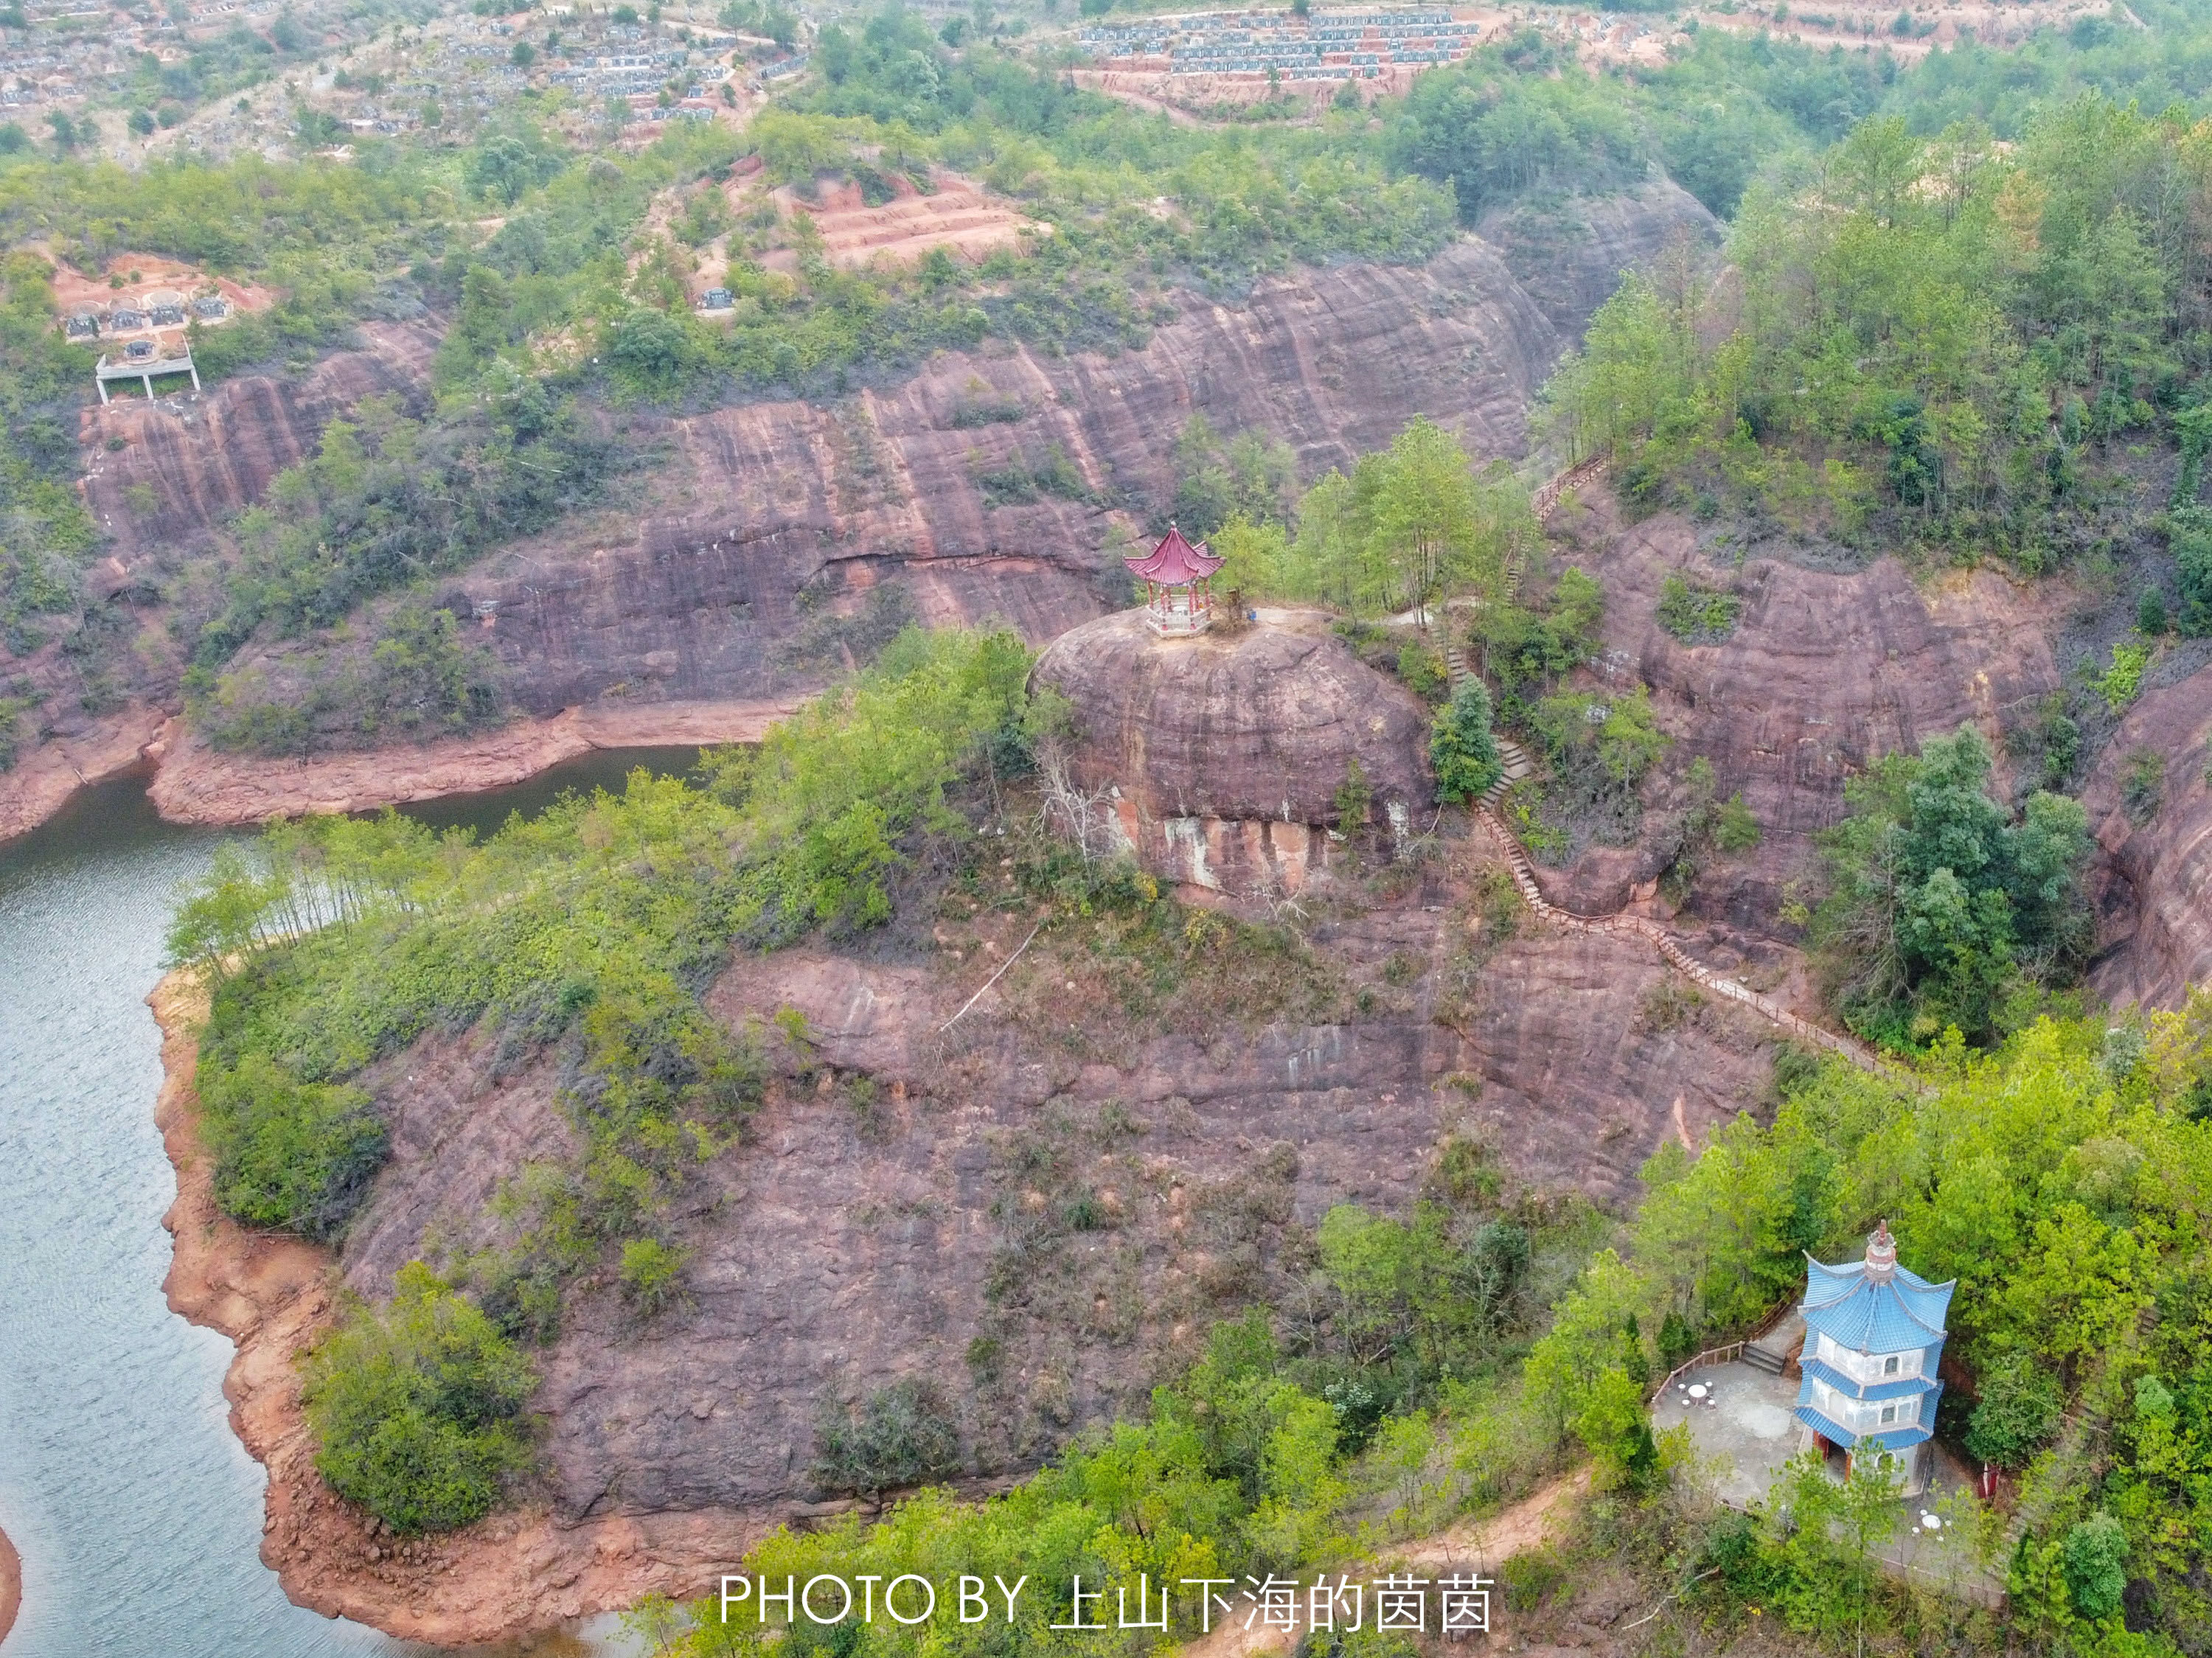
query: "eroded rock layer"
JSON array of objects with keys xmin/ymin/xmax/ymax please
[
  {"xmin": 81, "ymin": 318, "xmax": 442, "ymax": 564},
  {"xmin": 327, "ymin": 832, "xmax": 1781, "ymax": 1529},
  {"xmin": 450, "ymin": 232, "xmax": 1590, "ymax": 719},
  {"xmin": 1542, "ymin": 502, "xmax": 2071, "ymax": 918},
  {"xmin": 2083, "ymin": 662, "xmax": 2212, "ymax": 1011},
  {"xmin": 1034, "ymin": 608, "xmax": 1433, "ymax": 893},
  {"xmin": 5, "ymin": 189, "xmax": 1719, "ymax": 841}
]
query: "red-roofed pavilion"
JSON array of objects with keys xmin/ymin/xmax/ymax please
[{"xmin": 1124, "ymin": 525, "xmax": 1222, "ymax": 637}]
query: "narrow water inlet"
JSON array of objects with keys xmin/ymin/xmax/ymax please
[{"xmin": 0, "ymin": 754, "xmax": 696, "ymax": 1657}]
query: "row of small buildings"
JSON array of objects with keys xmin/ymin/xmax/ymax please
[
  {"xmin": 1079, "ymin": 7, "xmax": 1483, "ymax": 78},
  {"xmin": 62, "ymin": 294, "xmax": 227, "ymax": 341}
]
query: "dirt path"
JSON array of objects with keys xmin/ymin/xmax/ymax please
[
  {"xmin": 1177, "ymin": 1471, "xmax": 1589, "ymax": 1658},
  {"xmin": 0, "ymin": 1519, "xmax": 19, "ymax": 1648}
]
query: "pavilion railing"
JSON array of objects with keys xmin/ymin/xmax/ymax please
[{"xmin": 1649, "ymin": 1342, "xmax": 1746, "ymax": 1405}]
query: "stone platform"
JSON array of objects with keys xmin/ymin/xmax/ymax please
[{"xmin": 1652, "ymin": 1359, "xmax": 1803, "ymax": 1505}]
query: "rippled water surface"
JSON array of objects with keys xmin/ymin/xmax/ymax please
[{"xmin": 0, "ymin": 753, "xmax": 698, "ymax": 1657}]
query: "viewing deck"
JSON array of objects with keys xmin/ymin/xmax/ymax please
[{"xmin": 95, "ymin": 346, "xmax": 198, "ymax": 402}]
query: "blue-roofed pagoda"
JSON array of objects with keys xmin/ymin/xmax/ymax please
[
  {"xmin": 1124, "ymin": 525, "xmax": 1222, "ymax": 638},
  {"xmin": 1793, "ymin": 1221, "xmax": 1954, "ymax": 1486}
]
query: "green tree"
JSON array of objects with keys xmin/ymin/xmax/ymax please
[
  {"xmin": 1363, "ymin": 416, "xmax": 1500, "ymax": 627},
  {"xmin": 1573, "ymin": 1365, "xmax": 1658, "ymax": 1491},
  {"xmin": 1965, "ymin": 1350, "xmax": 2065, "ymax": 1468},
  {"xmin": 1813, "ymin": 725, "xmax": 2090, "ymax": 1045},
  {"xmin": 2062, "ymin": 1512, "xmax": 2129, "ymax": 1620},
  {"xmin": 302, "ymin": 1263, "xmax": 538, "ymax": 1534},
  {"xmin": 1430, "ymin": 680, "xmax": 1502, "ymax": 804}
]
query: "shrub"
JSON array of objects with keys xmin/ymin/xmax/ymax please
[
  {"xmin": 2095, "ymin": 643, "xmax": 2151, "ymax": 713},
  {"xmin": 0, "ymin": 694, "xmax": 29, "ymax": 770},
  {"xmin": 302, "ymin": 1264, "xmax": 538, "ymax": 1533},
  {"xmin": 2063, "ymin": 1513, "xmax": 2129, "ymax": 1620},
  {"xmin": 1430, "ymin": 680, "xmax": 1503, "ymax": 803},
  {"xmin": 1655, "ymin": 572, "xmax": 1741, "ymax": 642},
  {"xmin": 197, "ymin": 1051, "xmax": 389, "ymax": 1240},
  {"xmin": 1500, "ymin": 1547, "xmax": 1566, "ymax": 1611},
  {"xmin": 810, "ymin": 1377, "xmax": 964, "ymax": 1497},
  {"xmin": 1533, "ymin": 686, "xmax": 1668, "ymax": 786},
  {"xmin": 2172, "ymin": 506, "xmax": 2212, "ymax": 635},
  {"xmin": 2121, "ymin": 748, "xmax": 2165, "ymax": 826},
  {"xmin": 1713, "ymin": 793, "xmax": 1761, "ymax": 852},
  {"xmin": 1396, "ymin": 642, "xmax": 1448, "ymax": 700},
  {"xmin": 619, "ymin": 1236, "xmax": 689, "ymax": 1314}
]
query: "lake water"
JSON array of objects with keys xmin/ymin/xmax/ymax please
[{"xmin": 0, "ymin": 750, "xmax": 702, "ymax": 1657}]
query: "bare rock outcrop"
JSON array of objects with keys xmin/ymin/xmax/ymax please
[
  {"xmin": 150, "ymin": 975, "xmax": 752, "ymax": 1649},
  {"xmin": 143, "ymin": 697, "xmax": 807, "ymax": 827},
  {"xmin": 1554, "ymin": 507, "xmax": 2069, "ymax": 919},
  {"xmin": 3, "ymin": 187, "xmax": 1722, "ymax": 841},
  {"xmin": 453, "ymin": 237, "xmax": 1576, "ymax": 724},
  {"xmin": 321, "ymin": 831, "xmax": 1778, "ymax": 1545},
  {"xmin": 80, "ymin": 318, "xmax": 441, "ymax": 565},
  {"xmin": 0, "ymin": 322, "xmax": 444, "ymax": 847},
  {"xmin": 1476, "ymin": 181, "xmax": 1719, "ymax": 338},
  {"xmin": 2083, "ymin": 661, "xmax": 2212, "ymax": 1010},
  {"xmin": 1032, "ymin": 609, "xmax": 1433, "ymax": 893}
]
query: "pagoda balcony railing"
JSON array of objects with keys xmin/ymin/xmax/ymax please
[
  {"xmin": 1144, "ymin": 595, "xmax": 1213, "ymax": 638},
  {"xmin": 1148, "ymin": 609, "xmax": 1211, "ymax": 638}
]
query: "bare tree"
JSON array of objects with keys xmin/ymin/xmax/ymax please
[{"xmin": 1034, "ymin": 732, "xmax": 1120, "ymax": 864}]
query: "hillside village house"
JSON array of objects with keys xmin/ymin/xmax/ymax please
[{"xmin": 1793, "ymin": 1222, "xmax": 1955, "ymax": 1493}]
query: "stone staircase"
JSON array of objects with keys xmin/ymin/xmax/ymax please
[
  {"xmin": 1439, "ymin": 452, "xmax": 1896, "ymax": 1081},
  {"xmin": 1442, "ymin": 644, "xmax": 1534, "ymax": 807},
  {"xmin": 1743, "ymin": 1309, "xmax": 1805, "ymax": 1376},
  {"xmin": 1472, "ymin": 802, "xmax": 1891, "ymax": 1076}
]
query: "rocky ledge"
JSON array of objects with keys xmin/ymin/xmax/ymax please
[
  {"xmin": 4, "ymin": 185, "xmax": 1719, "ymax": 837},
  {"xmin": 1032, "ymin": 607, "xmax": 1433, "ymax": 894},
  {"xmin": 2081, "ymin": 658, "xmax": 2212, "ymax": 1011},
  {"xmin": 0, "ymin": 1516, "xmax": 19, "ymax": 1649},
  {"xmin": 149, "ymin": 972, "xmax": 758, "ymax": 1647},
  {"xmin": 0, "ymin": 697, "xmax": 810, "ymax": 849}
]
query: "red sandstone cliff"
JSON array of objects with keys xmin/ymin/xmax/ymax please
[
  {"xmin": 1032, "ymin": 608, "xmax": 1435, "ymax": 894},
  {"xmin": 1536, "ymin": 498, "xmax": 2073, "ymax": 921},
  {"xmin": 2, "ymin": 187, "xmax": 1718, "ymax": 843},
  {"xmin": 2082, "ymin": 661, "xmax": 2212, "ymax": 1011},
  {"xmin": 313, "ymin": 826, "xmax": 1785, "ymax": 1571}
]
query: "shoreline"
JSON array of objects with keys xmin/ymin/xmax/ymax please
[
  {"xmin": 149, "ymin": 971, "xmax": 768, "ymax": 1647},
  {"xmin": 0, "ymin": 702, "xmax": 169, "ymax": 848},
  {"xmin": 0, "ymin": 1518, "xmax": 18, "ymax": 1649},
  {"xmin": 0, "ymin": 696, "xmax": 807, "ymax": 851}
]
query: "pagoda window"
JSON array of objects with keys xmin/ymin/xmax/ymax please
[{"xmin": 1883, "ymin": 1354, "xmax": 1901, "ymax": 1376}]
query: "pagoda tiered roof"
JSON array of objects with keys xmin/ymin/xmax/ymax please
[
  {"xmin": 1801, "ymin": 1255, "xmax": 1954, "ymax": 1352},
  {"xmin": 1124, "ymin": 526, "xmax": 1222, "ymax": 585}
]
